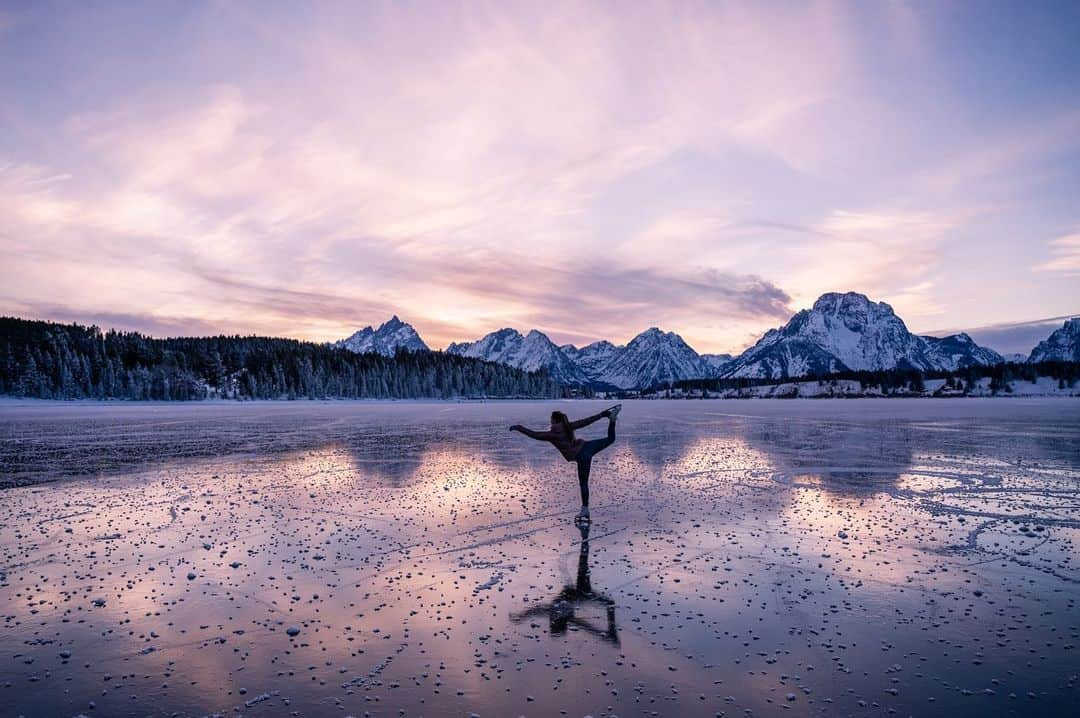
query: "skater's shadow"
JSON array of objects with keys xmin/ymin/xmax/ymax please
[{"xmin": 511, "ymin": 522, "xmax": 618, "ymax": 645}]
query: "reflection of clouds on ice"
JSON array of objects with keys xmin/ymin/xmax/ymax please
[{"xmin": 1, "ymin": 399, "xmax": 1079, "ymax": 717}]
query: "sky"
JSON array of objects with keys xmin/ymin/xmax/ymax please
[{"xmin": 1, "ymin": 1, "xmax": 1078, "ymax": 355}]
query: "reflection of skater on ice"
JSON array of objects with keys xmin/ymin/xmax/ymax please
[
  {"xmin": 511, "ymin": 522, "xmax": 618, "ymax": 644},
  {"xmin": 510, "ymin": 405, "xmax": 621, "ymax": 522}
]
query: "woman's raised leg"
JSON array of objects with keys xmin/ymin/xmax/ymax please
[
  {"xmin": 587, "ymin": 416, "xmax": 617, "ymax": 454},
  {"xmin": 604, "ymin": 415, "xmax": 616, "ymax": 446}
]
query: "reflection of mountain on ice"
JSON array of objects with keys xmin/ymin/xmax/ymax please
[
  {"xmin": 620, "ymin": 407, "xmax": 916, "ymax": 493},
  {"xmin": 734, "ymin": 417, "xmax": 917, "ymax": 492}
]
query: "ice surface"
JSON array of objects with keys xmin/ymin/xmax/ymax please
[{"xmin": 1, "ymin": 398, "xmax": 1079, "ymax": 716}]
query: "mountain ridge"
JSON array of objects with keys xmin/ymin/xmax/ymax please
[
  {"xmin": 334, "ymin": 294, "xmax": 1070, "ymax": 389},
  {"xmin": 446, "ymin": 328, "xmax": 588, "ymax": 386}
]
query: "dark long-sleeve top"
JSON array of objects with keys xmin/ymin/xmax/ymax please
[{"xmin": 516, "ymin": 412, "xmax": 606, "ymax": 460}]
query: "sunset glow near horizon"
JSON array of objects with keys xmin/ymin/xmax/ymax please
[{"xmin": 2, "ymin": 1, "xmax": 1079, "ymax": 355}]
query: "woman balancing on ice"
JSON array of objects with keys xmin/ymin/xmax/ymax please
[{"xmin": 510, "ymin": 404, "xmax": 621, "ymax": 523}]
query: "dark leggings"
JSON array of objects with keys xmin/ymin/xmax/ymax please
[{"xmin": 574, "ymin": 418, "xmax": 616, "ymax": 507}]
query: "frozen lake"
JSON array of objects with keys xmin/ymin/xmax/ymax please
[{"xmin": 2, "ymin": 399, "xmax": 1079, "ymax": 717}]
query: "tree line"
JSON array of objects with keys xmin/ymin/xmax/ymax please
[
  {"xmin": 0, "ymin": 317, "xmax": 561, "ymax": 401},
  {"xmin": 664, "ymin": 360, "xmax": 1080, "ymax": 396}
]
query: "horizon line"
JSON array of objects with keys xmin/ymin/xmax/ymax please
[{"xmin": 5, "ymin": 307, "xmax": 1076, "ymax": 357}]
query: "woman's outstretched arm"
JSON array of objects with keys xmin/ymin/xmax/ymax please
[
  {"xmin": 569, "ymin": 412, "xmax": 607, "ymax": 430},
  {"xmin": 510, "ymin": 425, "xmax": 557, "ymax": 441}
]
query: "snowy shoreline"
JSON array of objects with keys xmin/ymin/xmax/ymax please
[
  {"xmin": 644, "ymin": 375, "xmax": 1079, "ymax": 400},
  {"xmin": 2, "ymin": 379, "xmax": 1078, "ymax": 407}
]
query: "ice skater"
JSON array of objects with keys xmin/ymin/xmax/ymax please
[{"xmin": 510, "ymin": 404, "xmax": 621, "ymax": 523}]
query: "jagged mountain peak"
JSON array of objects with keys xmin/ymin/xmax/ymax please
[
  {"xmin": 1028, "ymin": 318, "xmax": 1080, "ymax": 363},
  {"xmin": 805, "ymin": 292, "xmax": 906, "ymax": 332},
  {"xmin": 445, "ymin": 324, "xmax": 711, "ymax": 389},
  {"xmin": 813, "ymin": 291, "xmax": 888, "ymax": 311},
  {"xmin": 567, "ymin": 339, "xmax": 617, "ymax": 355},
  {"xmin": 563, "ymin": 340, "xmax": 621, "ymax": 383},
  {"xmin": 633, "ymin": 327, "xmax": 675, "ymax": 341},
  {"xmin": 598, "ymin": 327, "xmax": 710, "ymax": 389},
  {"xmin": 445, "ymin": 326, "xmax": 587, "ymax": 385},
  {"xmin": 921, "ymin": 333, "xmax": 1003, "ymax": 371},
  {"xmin": 335, "ymin": 316, "xmax": 429, "ymax": 357},
  {"xmin": 723, "ymin": 292, "xmax": 1001, "ymax": 379}
]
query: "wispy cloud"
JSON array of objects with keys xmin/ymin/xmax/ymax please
[
  {"xmin": 1034, "ymin": 231, "xmax": 1080, "ymax": 275},
  {"xmin": 785, "ymin": 208, "xmax": 963, "ymax": 319},
  {"xmin": 407, "ymin": 249, "xmax": 792, "ymax": 347}
]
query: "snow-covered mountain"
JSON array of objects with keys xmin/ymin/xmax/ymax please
[
  {"xmin": 1028, "ymin": 318, "xmax": 1080, "ymax": 362},
  {"xmin": 701, "ymin": 353, "xmax": 734, "ymax": 374},
  {"xmin": 450, "ymin": 327, "xmax": 712, "ymax": 389},
  {"xmin": 592, "ymin": 328, "xmax": 712, "ymax": 389},
  {"xmin": 447, "ymin": 328, "xmax": 589, "ymax": 385},
  {"xmin": 334, "ymin": 316, "xmax": 429, "ymax": 356},
  {"xmin": 337, "ymin": 295, "xmax": 1020, "ymax": 389},
  {"xmin": 721, "ymin": 292, "xmax": 1003, "ymax": 379},
  {"xmin": 921, "ymin": 333, "xmax": 1004, "ymax": 372},
  {"xmin": 1002, "ymin": 352, "xmax": 1028, "ymax": 363},
  {"xmin": 561, "ymin": 341, "xmax": 620, "ymax": 380}
]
